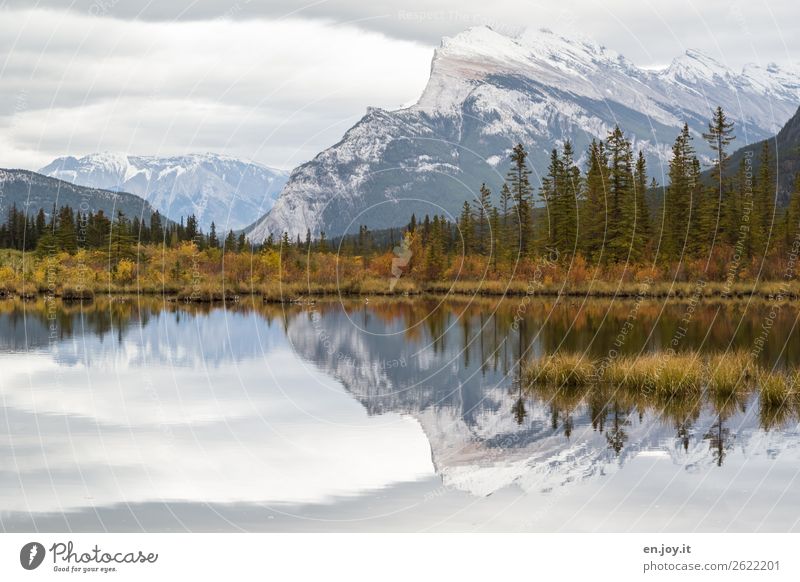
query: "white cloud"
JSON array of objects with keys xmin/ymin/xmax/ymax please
[
  {"xmin": 0, "ymin": 9, "xmax": 432, "ymax": 170},
  {"xmin": 1, "ymin": 1, "xmax": 798, "ymax": 171}
]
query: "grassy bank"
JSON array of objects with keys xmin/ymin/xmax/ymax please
[
  {"xmin": 2, "ymin": 246, "xmax": 800, "ymax": 303},
  {"xmin": 524, "ymin": 350, "xmax": 799, "ymax": 405}
]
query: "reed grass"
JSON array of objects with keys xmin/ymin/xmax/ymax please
[
  {"xmin": 758, "ymin": 371, "xmax": 797, "ymax": 409},
  {"xmin": 525, "ymin": 353, "xmax": 595, "ymax": 387},
  {"xmin": 525, "ymin": 350, "xmax": 798, "ymax": 406}
]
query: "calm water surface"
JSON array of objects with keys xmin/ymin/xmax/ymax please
[{"xmin": 1, "ymin": 295, "xmax": 800, "ymax": 531}]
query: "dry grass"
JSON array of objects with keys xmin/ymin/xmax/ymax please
[
  {"xmin": 758, "ymin": 371, "xmax": 797, "ymax": 409},
  {"xmin": 525, "ymin": 353, "xmax": 596, "ymax": 387},
  {"xmin": 525, "ymin": 350, "xmax": 776, "ymax": 399},
  {"xmin": 706, "ymin": 351, "xmax": 754, "ymax": 397}
]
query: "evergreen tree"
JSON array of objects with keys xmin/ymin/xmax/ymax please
[
  {"xmin": 752, "ymin": 141, "xmax": 776, "ymax": 255},
  {"xmin": 507, "ymin": 143, "xmax": 534, "ymax": 256},
  {"xmin": 208, "ymin": 222, "xmax": 219, "ymax": 248},
  {"xmin": 459, "ymin": 200, "xmax": 474, "ymax": 254},
  {"xmin": 702, "ymin": 106, "xmax": 736, "ymax": 246},
  {"xmin": 224, "ymin": 229, "xmax": 236, "ymax": 250},
  {"xmin": 664, "ymin": 124, "xmax": 696, "ymax": 261},
  {"xmin": 605, "ymin": 126, "xmax": 637, "ymax": 262},
  {"xmin": 423, "ymin": 215, "xmax": 447, "ymax": 279},
  {"xmin": 499, "ymin": 182, "xmax": 514, "ymax": 261},
  {"xmin": 473, "ymin": 183, "xmax": 492, "ymax": 255},
  {"xmin": 633, "ymin": 150, "xmax": 651, "ymax": 245},
  {"xmin": 581, "ymin": 140, "xmax": 609, "ymax": 261},
  {"xmin": 185, "ymin": 214, "xmax": 199, "ymax": 242},
  {"xmin": 489, "ymin": 206, "xmax": 500, "ymax": 271},
  {"xmin": 149, "ymin": 211, "xmax": 163, "ymax": 244},
  {"xmin": 109, "ymin": 211, "xmax": 136, "ymax": 265}
]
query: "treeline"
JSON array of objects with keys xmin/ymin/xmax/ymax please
[
  {"xmin": 3, "ymin": 106, "xmax": 799, "ymax": 280},
  {"xmin": 388, "ymin": 107, "xmax": 798, "ymax": 270},
  {"xmin": 267, "ymin": 107, "xmax": 800, "ymax": 274},
  {"xmin": 0, "ymin": 205, "xmax": 250, "ymax": 256}
]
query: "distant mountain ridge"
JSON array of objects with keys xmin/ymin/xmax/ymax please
[
  {"xmin": 247, "ymin": 26, "xmax": 800, "ymax": 241},
  {"xmin": 0, "ymin": 168, "xmax": 163, "ymax": 223},
  {"xmin": 40, "ymin": 152, "xmax": 289, "ymax": 232}
]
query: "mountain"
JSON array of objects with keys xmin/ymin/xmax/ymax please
[
  {"xmin": 248, "ymin": 26, "xmax": 800, "ymax": 241},
  {"xmin": 0, "ymin": 168, "xmax": 162, "ymax": 222},
  {"xmin": 39, "ymin": 153, "xmax": 289, "ymax": 232},
  {"xmin": 719, "ymin": 105, "xmax": 800, "ymax": 205}
]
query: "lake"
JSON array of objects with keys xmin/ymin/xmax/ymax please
[{"xmin": 2, "ymin": 295, "xmax": 799, "ymax": 532}]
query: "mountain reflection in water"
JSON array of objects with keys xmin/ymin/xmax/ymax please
[{"xmin": 1, "ymin": 296, "xmax": 799, "ymax": 531}]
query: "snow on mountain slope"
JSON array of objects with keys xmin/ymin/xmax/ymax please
[
  {"xmin": 39, "ymin": 153, "xmax": 288, "ymax": 231},
  {"xmin": 249, "ymin": 26, "xmax": 800, "ymax": 241}
]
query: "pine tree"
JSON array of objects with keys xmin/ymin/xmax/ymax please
[
  {"xmin": 560, "ymin": 141, "xmax": 581, "ymax": 256},
  {"xmin": 664, "ymin": 124, "xmax": 696, "ymax": 262},
  {"xmin": 35, "ymin": 208, "xmax": 47, "ymax": 239},
  {"xmin": 507, "ymin": 143, "xmax": 534, "ymax": 256},
  {"xmin": 489, "ymin": 206, "xmax": 500, "ymax": 271},
  {"xmin": 605, "ymin": 126, "xmax": 636, "ymax": 262},
  {"xmin": 237, "ymin": 232, "xmax": 248, "ymax": 252},
  {"xmin": 459, "ymin": 200, "xmax": 474, "ymax": 255},
  {"xmin": 208, "ymin": 222, "xmax": 219, "ymax": 248},
  {"xmin": 633, "ymin": 150, "xmax": 651, "ymax": 246},
  {"xmin": 540, "ymin": 148, "xmax": 561, "ymax": 251},
  {"xmin": 185, "ymin": 214, "xmax": 199, "ymax": 241},
  {"xmin": 702, "ymin": 106, "xmax": 736, "ymax": 246},
  {"xmin": 499, "ymin": 182, "xmax": 514, "ymax": 261},
  {"xmin": 581, "ymin": 140, "xmax": 609, "ymax": 261},
  {"xmin": 752, "ymin": 141, "xmax": 776, "ymax": 255},
  {"xmin": 423, "ymin": 215, "xmax": 447, "ymax": 280},
  {"xmin": 224, "ymin": 229, "xmax": 236, "ymax": 250},
  {"xmin": 473, "ymin": 183, "xmax": 492, "ymax": 255},
  {"xmin": 109, "ymin": 211, "xmax": 136, "ymax": 265},
  {"xmin": 56, "ymin": 206, "xmax": 78, "ymax": 252}
]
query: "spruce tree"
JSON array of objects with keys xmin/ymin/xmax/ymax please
[
  {"xmin": 633, "ymin": 150, "xmax": 651, "ymax": 246},
  {"xmin": 581, "ymin": 140, "xmax": 608, "ymax": 262},
  {"xmin": 664, "ymin": 124, "xmax": 695, "ymax": 261},
  {"xmin": 459, "ymin": 200, "xmax": 474, "ymax": 255},
  {"xmin": 560, "ymin": 141, "xmax": 581, "ymax": 256},
  {"xmin": 224, "ymin": 229, "xmax": 236, "ymax": 250},
  {"xmin": 752, "ymin": 141, "xmax": 776, "ymax": 255},
  {"xmin": 208, "ymin": 222, "xmax": 219, "ymax": 248},
  {"xmin": 499, "ymin": 182, "xmax": 513, "ymax": 261},
  {"xmin": 605, "ymin": 126, "xmax": 636, "ymax": 262},
  {"xmin": 473, "ymin": 183, "xmax": 492, "ymax": 255},
  {"xmin": 507, "ymin": 143, "xmax": 534, "ymax": 256},
  {"xmin": 702, "ymin": 106, "xmax": 736, "ymax": 246}
]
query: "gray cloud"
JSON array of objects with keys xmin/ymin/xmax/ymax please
[
  {"xmin": 0, "ymin": 9, "xmax": 431, "ymax": 169},
  {"xmin": 3, "ymin": 0, "xmax": 798, "ymax": 67},
  {"xmin": 0, "ymin": 1, "xmax": 797, "ymax": 171}
]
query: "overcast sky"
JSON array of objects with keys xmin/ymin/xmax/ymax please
[{"xmin": 1, "ymin": 0, "xmax": 797, "ymax": 171}]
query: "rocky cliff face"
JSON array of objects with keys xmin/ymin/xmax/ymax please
[{"xmin": 249, "ymin": 26, "xmax": 800, "ymax": 240}]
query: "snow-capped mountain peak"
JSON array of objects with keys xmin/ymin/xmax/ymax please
[
  {"xmin": 39, "ymin": 152, "xmax": 289, "ymax": 231},
  {"xmin": 663, "ymin": 49, "xmax": 734, "ymax": 84},
  {"xmin": 248, "ymin": 26, "xmax": 800, "ymax": 241}
]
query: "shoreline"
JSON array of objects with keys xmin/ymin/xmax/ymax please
[{"xmin": 1, "ymin": 280, "xmax": 799, "ymax": 303}]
